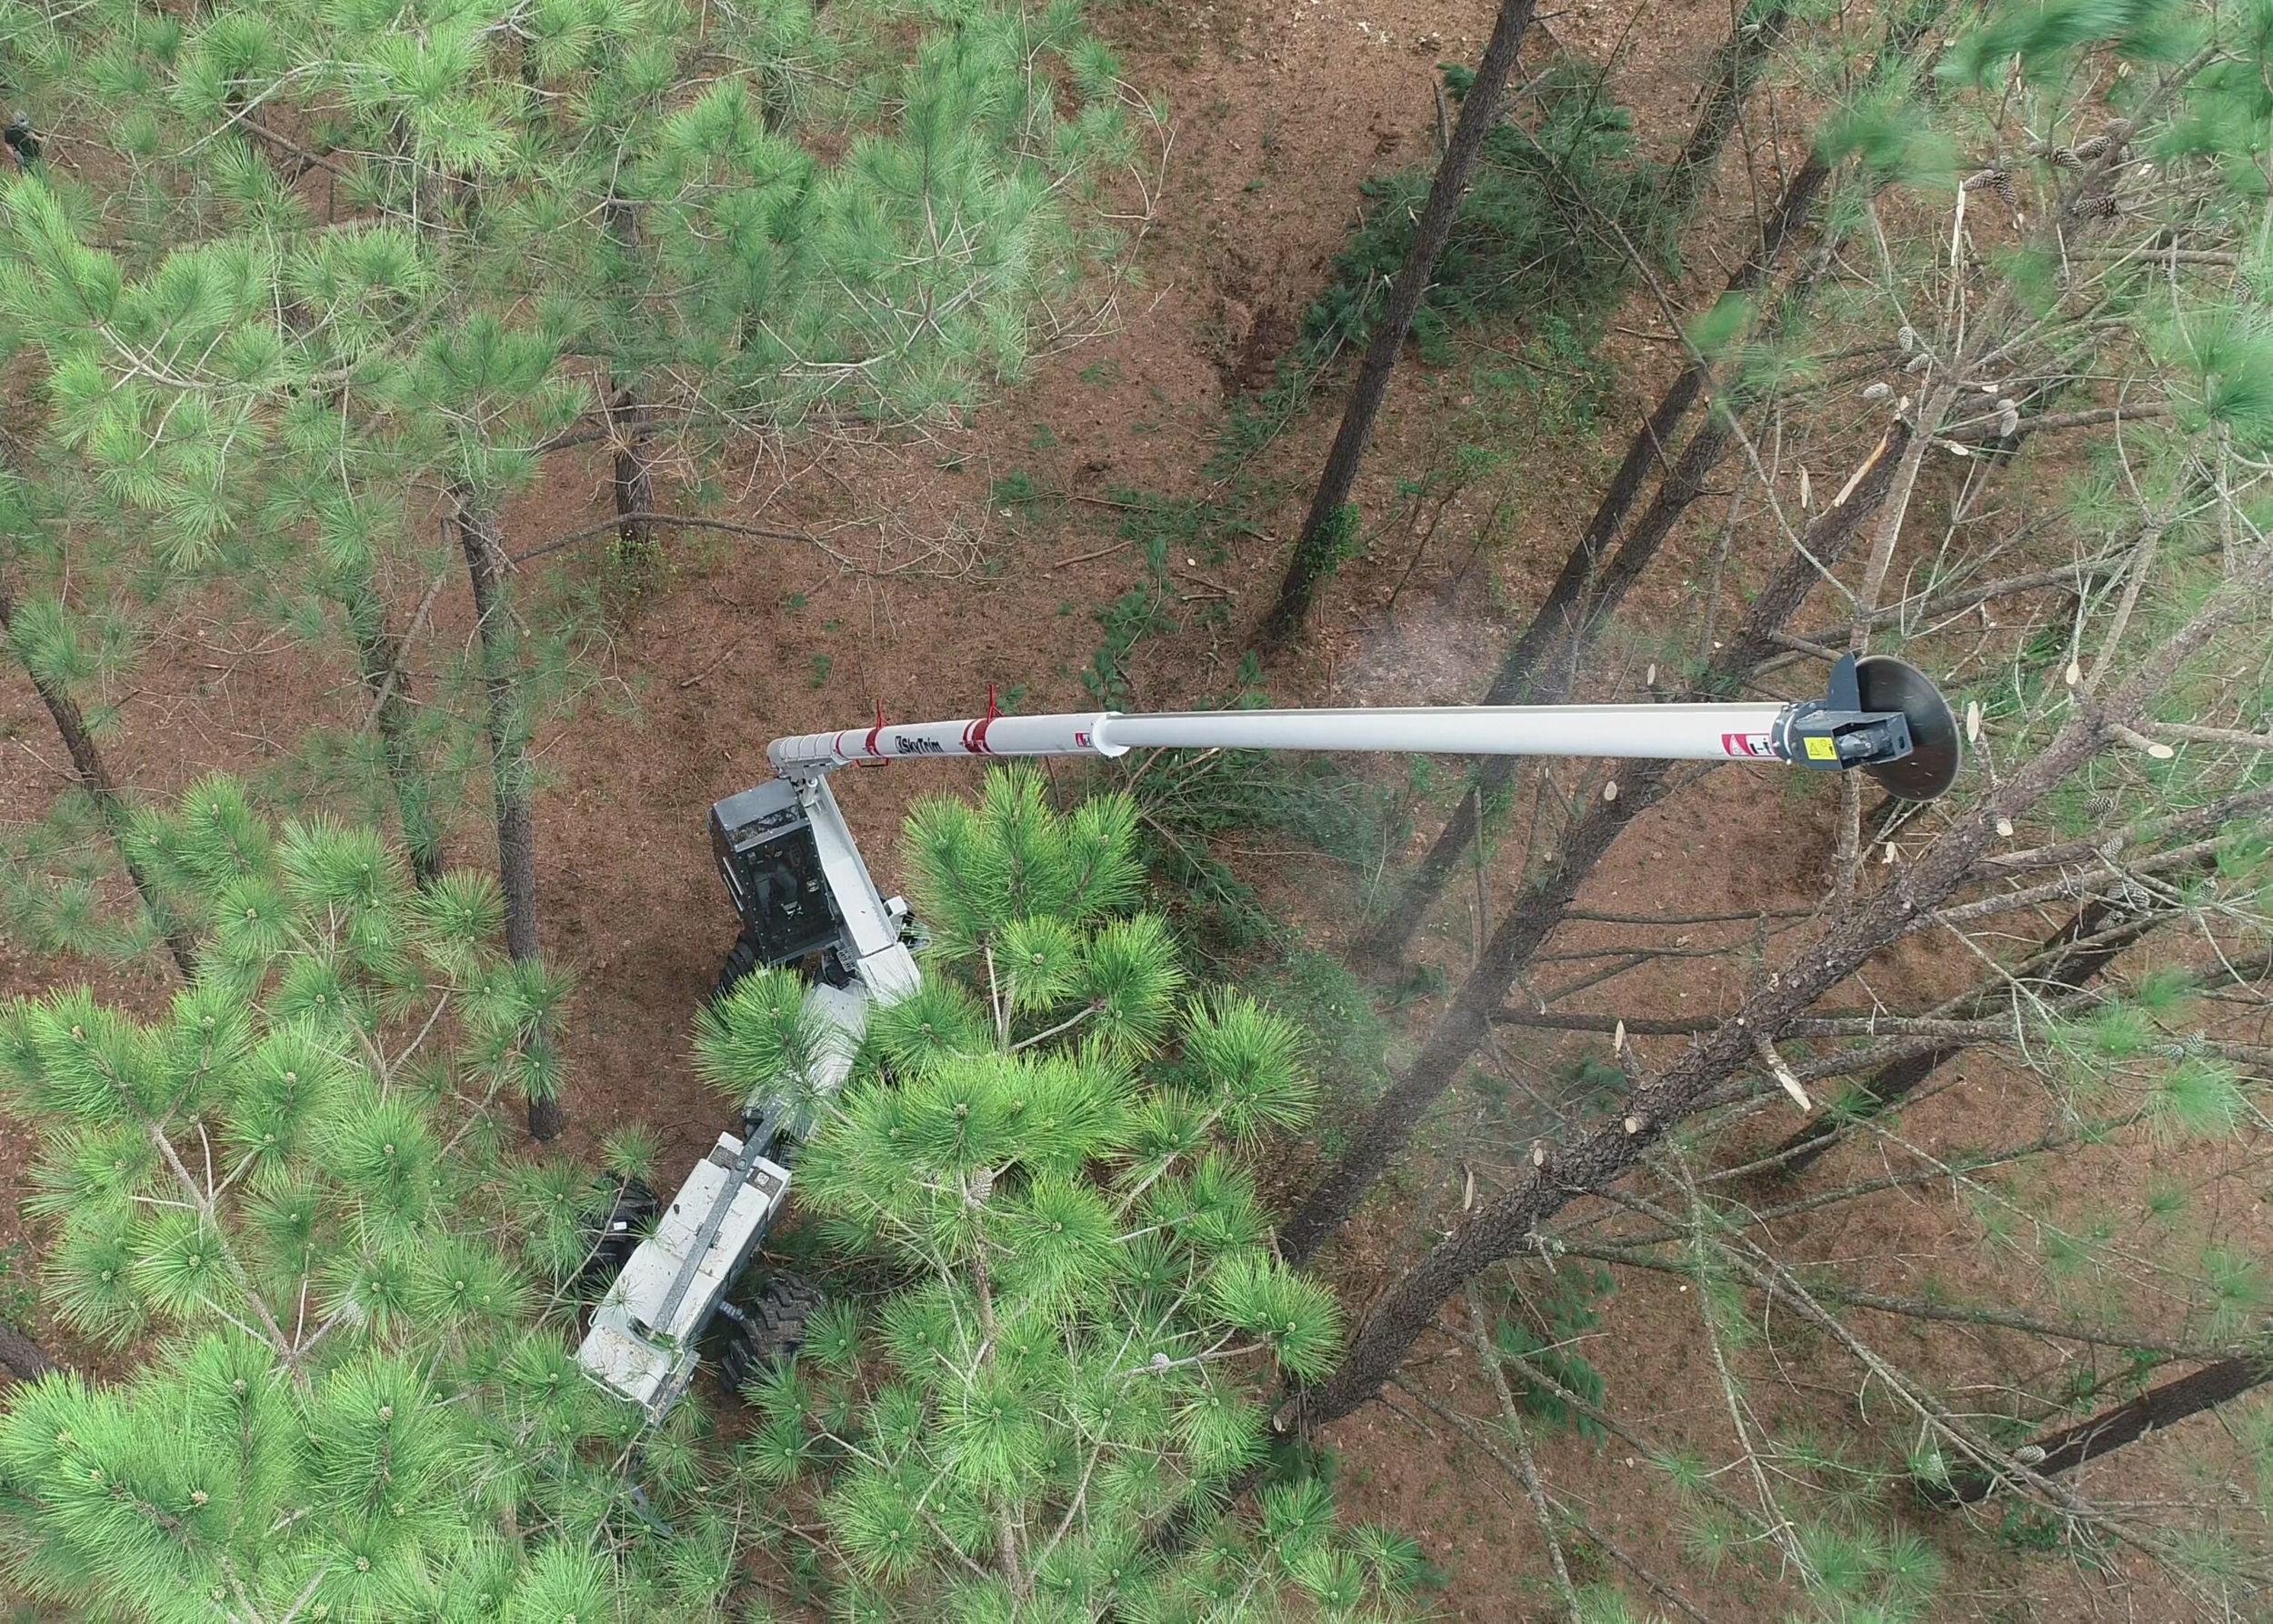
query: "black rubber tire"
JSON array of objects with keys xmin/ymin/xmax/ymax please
[
  {"xmin": 576, "ymin": 1178, "xmax": 659, "ymax": 1294},
  {"xmin": 716, "ymin": 1272, "xmax": 825, "ymax": 1395},
  {"xmin": 715, "ymin": 933, "xmax": 761, "ymax": 1002}
]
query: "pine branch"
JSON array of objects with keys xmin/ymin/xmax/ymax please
[
  {"xmin": 2144, "ymin": 721, "xmax": 2273, "ymax": 751},
  {"xmin": 1462, "ymin": 1285, "xmax": 1581, "ymax": 1621},
  {"xmin": 1600, "ymin": 1188, "xmax": 2167, "ymax": 1548},
  {"xmin": 508, "ymin": 511, "xmax": 826, "ymax": 567},
  {"xmin": 1978, "ymin": 784, "xmax": 2273, "ymax": 877},
  {"xmin": 1385, "ymin": 1378, "xmax": 1723, "ymax": 1623},
  {"xmin": 145, "ymin": 1124, "xmax": 294, "ymax": 1360},
  {"xmin": 1556, "ymin": 1238, "xmax": 2252, "ymax": 1363},
  {"xmin": 1489, "ymin": 1008, "xmax": 2062, "ymax": 1040}
]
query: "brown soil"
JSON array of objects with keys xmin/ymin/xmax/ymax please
[{"xmin": 1, "ymin": 0, "xmax": 2258, "ymax": 1618}]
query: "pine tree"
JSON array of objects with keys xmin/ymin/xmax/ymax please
[
  {"xmin": 1254, "ymin": 0, "xmax": 1539, "ymax": 650},
  {"xmin": 1245, "ymin": 0, "xmax": 2273, "ymax": 1607},
  {"xmin": 1283, "ymin": 0, "xmax": 2273, "ymax": 1265},
  {"xmin": 700, "ymin": 770, "xmax": 1425, "ymax": 1617},
  {"xmin": 0, "ymin": 0, "xmax": 1136, "ymax": 1139},
  {"xmin": 0, "ymin": 780, "xmax": 746, "ymax": 1618}
]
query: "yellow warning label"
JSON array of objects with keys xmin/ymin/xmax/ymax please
[{"xmin": 1805, "ymin": 736, "xmax": 1838, "ymax": 761}]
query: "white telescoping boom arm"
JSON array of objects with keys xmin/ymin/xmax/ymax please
[{"xmin": 766, "ymin": 654, "xmax": 1961, "ymax": 801}]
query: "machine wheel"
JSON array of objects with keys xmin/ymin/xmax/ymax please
[
  {"xmin": 716, "ymin": 1272, "xmax": 825, "ymax": 1394},
  {"xmin": 576, "ymin": 1178, "xmax": 659, "ymax": 1294},
  {"xmin": 715, "ymin": 933, "xmax": 761, "ymax": 1001}
]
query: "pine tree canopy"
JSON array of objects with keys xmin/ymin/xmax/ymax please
[
  {"xmin": 0, "ymin": 0, "xmax": 1129, "ymax": 514},
  {"xmin": 700, "ymin": 769, "xmax": 1420, "ymax": 1618},
  {"xmin": 1, "ymin": 774, "xmax": 1422, "ymax": 1618},
  {"xmin": 0, "ymin": 0, "xmax": 1143, "ymax": 953},
  {"xmin": 0, "ymin": 780, "xmax": 738, "ymax": 1619}
]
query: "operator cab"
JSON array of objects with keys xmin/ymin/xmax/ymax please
[{"xmin": 711, "ymin": 780, "xmax": 853, "ymax": 982}]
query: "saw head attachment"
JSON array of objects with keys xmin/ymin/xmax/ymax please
[{"xmin": 1854, "ymin": 654, "xmax": 1961, "ymax": 801}]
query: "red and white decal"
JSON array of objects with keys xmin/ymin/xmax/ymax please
[{"xmin": 1720, "ymin": 732, "xmax": 1777, "ymax": 759}]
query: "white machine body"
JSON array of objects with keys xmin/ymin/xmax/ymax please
[
  {"xmin": 577, "ymin": 1132, "xmax": 794, "ymax": 1420},
  {"xmin": 575, "ymin": 775, "xmax": 912, "ymax": 1415}
]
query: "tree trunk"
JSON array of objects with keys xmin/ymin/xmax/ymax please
[
  {"xmin": 602, "ymin": 195, "xmax": 656, "ymax": 559},
  {"xmin": 611, "ymin": 389, "xmax": 655, "ymax": 556},
  {"xmin": 450, "ymin": 496, "xmax": 563, "ymax": 1142},
  {"xmin": 344, "ymin": 579, "xmax": 445, "ymax": 887},
  {"xmin": 600, "ymin": 185, "xmax": 655, "ymax": 556},
  {"xmin": 1287, "ymin": 530, "xmax": 2273, "ymax": 1428},
  {"xmin": 0, "ymin": 1319, "xmax": 60, "ymax": 1382},
  {"xmin": 1935, "ymin": 1357, "xmax": 2272, "ymax": 1504},
  {"xmin": 1658, "ymin": 2, "xmax": 1791, "ymax": 218},
  {"xmin": 0, "ymin": 577, "xmax": 198, "ymax": 978},
  {"xmin": 1254, "ymin": 0, "xmax": 1539, "ymax": 650},
  {"xmin": 1359, "ymin": 151, "xmax": 1831, "ymax": 961},
  {"xmin": 1277, "ymin": 428, "xmax": 1910, "ymax": 1265},
  {"xmin": 1766, "ymin": 876, "xmax": 2198, "ymax": 1175}
]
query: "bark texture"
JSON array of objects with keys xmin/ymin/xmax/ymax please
[
  {"xmin": 1659, "ymin": 3, "xmax": 1791, "ymax": 218},
  {"xmin": 0, "ymin": 1319, "xmax": 60, "ymax": 1383},
  {"xmin": 611, "ymin": 391, "xmax": 656, "ymax": 555},
  {"xmin": 345, "ymin": 580, "xmax": 445, "ymax": 887},
  {"xmin": 604, "ymin": 195, "xmax": 656, "ymax": 557},
  {"xmin": 1938, "ymin": 1357, "xmax": 2271, "ymax": 1503}
]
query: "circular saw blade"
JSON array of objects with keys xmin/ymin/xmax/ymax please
[{"xmin": 1856, "ymin": 654, "xmax": 1961, "ymax": 801}]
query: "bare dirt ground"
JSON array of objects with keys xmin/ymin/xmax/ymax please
[{"xmin": 2, "ymin": 0, "xmax": 2262, "ymax": 1616}]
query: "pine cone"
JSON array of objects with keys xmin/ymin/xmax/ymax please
[
  {"xmin": 1965, "ymin": 166, "xmax": 2019, "ymax": 210},
  {"xmin": 2070, "ymin": 133, "xmax": 2112, "ymax": 163}
]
